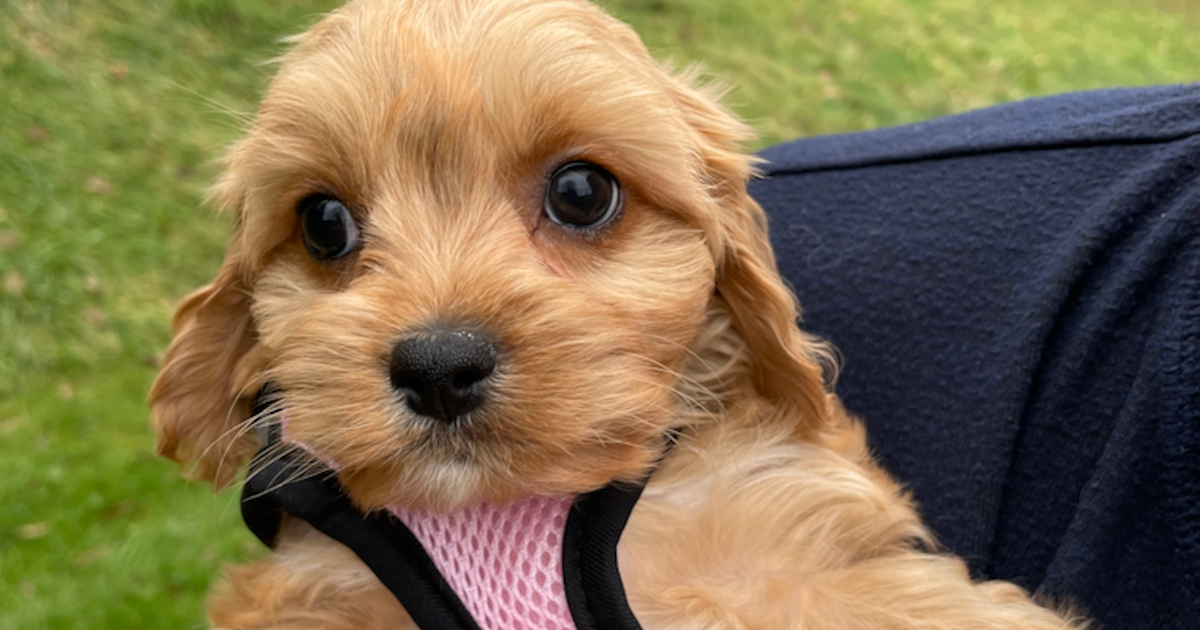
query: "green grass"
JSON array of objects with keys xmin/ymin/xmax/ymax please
[{"xmin": 0, "ymin": 0, "xmax": 1196, "ymax": 627}]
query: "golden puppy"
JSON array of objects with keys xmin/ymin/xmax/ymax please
[{"xmin": 150, "ymin": 0, "xmax": 1089, "ymax": 627}]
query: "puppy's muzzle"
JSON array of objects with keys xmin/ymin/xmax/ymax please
[{"xmin": 388, "ymin": 329, "xmax": 499, "ymax": 423}]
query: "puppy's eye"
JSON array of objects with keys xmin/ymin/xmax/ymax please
[
  {"xmin": 544, "ymin": 162, "xmax": 622, "ymax": 229},
  {"xmin": 298, "ymin": 195, "xmax": 360, "ymax": 260}
]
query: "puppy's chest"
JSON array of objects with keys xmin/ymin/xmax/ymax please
[
  {"xmin": 392, "ymin": 496, "xmax": 576, "ymax": 629},
  {"xmin": 617, "ymin": 438, "xmax": 900, "ymax": 628},
  {"xmin": 268, "ymin": 439, "xmax": 890, "ymax": 630}
]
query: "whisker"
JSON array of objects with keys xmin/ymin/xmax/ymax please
[
  {"xmin": 618, "ymin": 351, "xmax": 729, "ymax": 418},
  {"xmin": 243, "ymin": 444, "xmax": 335, "ymax": 502},
  {"xmin": 195, "ymin": 396, "xmax": 281, "ymax": 485},
  {"xmin": 167, "ymin": 80, "xmax": 254, "ymax": 128},
  {"xmin": 209, "ymin": 386, "xmax": 283, "ymax": 483}
]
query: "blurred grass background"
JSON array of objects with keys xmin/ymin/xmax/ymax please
[{"xmin": 0, "ymin": 0, "xmax": 1197, "ymax": 627}]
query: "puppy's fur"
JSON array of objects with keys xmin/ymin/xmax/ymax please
[{"xmin": 151, "ymin": 1, "xmax": 1089, "ymax": 628}]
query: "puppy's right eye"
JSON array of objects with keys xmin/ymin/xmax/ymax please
[{"xmin": 298, "ymin": 195, "xmax": 360, "ymax": 260}]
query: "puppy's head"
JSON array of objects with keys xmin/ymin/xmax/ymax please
[{"xmin": 150, "ymin": 0, "xmax": 831, "ymax": 510}]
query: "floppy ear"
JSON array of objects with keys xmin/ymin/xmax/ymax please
[
  {"xmin": 149, "ymin": 251, "xmax": 264, "ymax": 487},
  {"xmin": 715, "ymin": 193, "xmax": 834, "ymax": 436},
  {"xmin": 668, "ymin": 70, "xmax": 834, "ymax": 437}
]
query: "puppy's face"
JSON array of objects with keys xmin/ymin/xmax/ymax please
[{"xmin": 151, "ymin": 0, "xmax": 830, "ymax": 512}]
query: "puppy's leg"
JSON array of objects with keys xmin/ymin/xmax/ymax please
[
  {"xmin": 208, "ymin": 520, "xmax": 414, "ymax": 630},
  {"xmin": 621, "ymin": 407, "xmax": 1086, "ymax": 630}
]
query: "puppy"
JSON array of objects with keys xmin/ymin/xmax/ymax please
[{"xmin": 150, "ymin": 0, "xmax": 1089, "ymax": 628}]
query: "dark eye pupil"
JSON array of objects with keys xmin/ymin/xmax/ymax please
[
  {"xmin": 545, "ymin": 163, "xmax": 619, "ymax": 228},
  {"xmin": 299, "ymin": 196, "xmax": 359, "ymax": 260}
]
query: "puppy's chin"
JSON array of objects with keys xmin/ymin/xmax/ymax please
[
  {"xmin": 328, "ymin": 419, "xmax": 669, "ymax": 512},
  {"xmin": 356, "ymin": 457, "xmax": 486, "ymax": 513},
  {"xmin": 272, "ymin": 366, "xmax": 677, "ymax": 512}
]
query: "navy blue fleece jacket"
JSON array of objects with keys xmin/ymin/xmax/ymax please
[{"xmin": 752, "ymin": 85, "xmax": 1200, "ymax": 630}]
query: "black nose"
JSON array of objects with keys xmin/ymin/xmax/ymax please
[{"xmin": 388, "ymin": 330, "xmax": 498, "ymax": 423}]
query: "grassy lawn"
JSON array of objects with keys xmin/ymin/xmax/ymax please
[{"xmin": 1, "ymin": 0, "xmax": 1196, "ymax": 627}]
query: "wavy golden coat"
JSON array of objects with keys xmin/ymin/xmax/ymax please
[{"xmin": 150, "ymin": 1, "xmax": 1088, "ymax": 627}]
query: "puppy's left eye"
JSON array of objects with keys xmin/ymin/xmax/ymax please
[
  {"xmin": 544, "ymin": 162, "xmax": 622, "ymax": 230},
  {"xmin": 298, "ymin": 195, "xmax": 360, "ymax": 260}
]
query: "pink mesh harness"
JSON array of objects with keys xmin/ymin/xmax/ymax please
[
  {"xmin": 243, "ymin": 395, "xmax": 648, "ymax": 630},
  {"xmin": 392, "ymin": 496, "xmax": 577, "ymax": 629}
]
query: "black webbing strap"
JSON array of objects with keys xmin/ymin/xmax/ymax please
[
  {"xmin": 240, "ymin": 387, "xmax": 649, "ymax": 630},
  {"xmin": 563, "ymin": 483, "xmax": 646, "ymax": 630},
  {"xmin": 241, "ymin": 396, "xmax": 480, "ymax": 630}
]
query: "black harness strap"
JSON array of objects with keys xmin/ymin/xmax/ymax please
[
  {"xmin": 563, "ymin": 483, "xmax": 645, "ymax": 630},
  {"xmin": 242, "ymin": 403, "xmax": 482, "ymax": 629},
  {"xmin": 240, "ymin": 389, "xmax": 648, "ymax": 630}
]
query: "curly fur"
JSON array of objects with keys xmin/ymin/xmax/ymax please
[{"xmin": 150, "ymin": 0, "xmax": 1090, "ymax": 627}]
